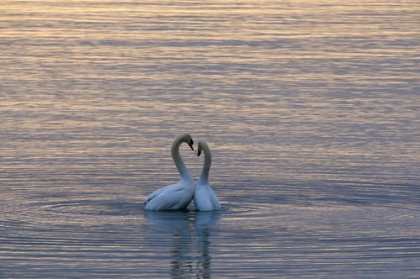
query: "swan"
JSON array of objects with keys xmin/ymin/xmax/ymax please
[
  {"xmin": 194, "ymin": 141, "xmax": 221, "ymax": 211},
  {"xmin": 144, "ymin": 134, "xmax": 195, "ymax": 211}
]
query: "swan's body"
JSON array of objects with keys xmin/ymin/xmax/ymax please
[
  {"xmin": 144, "ymin": 134, "xmax": 195, "ymax": 211},
  {"xmin": 194, "ymin": 141, "xmax": 221, "ymax": 211}
]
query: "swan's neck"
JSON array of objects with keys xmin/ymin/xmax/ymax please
[
  {"xmin": 171, "ymin": 137, "xmax": 192, "ymax": 181},
  {"xmin": 199, "ymin": 144, "xmax": 211, "ymax": 184}
]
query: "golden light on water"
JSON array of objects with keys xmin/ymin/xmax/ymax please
[{"xmin": 1, "ymin": 1, "xmax": 420, "ymax": 277}]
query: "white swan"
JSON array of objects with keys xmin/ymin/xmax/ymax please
[
  {"xmin": 194, "ymin": 141, "xmax": 221, "ymax": 211},
  {"xmin": 144, "ymin": 134, "xmax": 195, "ymax": 211}
]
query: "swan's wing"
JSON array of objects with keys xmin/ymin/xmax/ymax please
[
  {"xmin": 194, "ymin": 184, "xmax": 212, "ymax": 209},
  {"xmin": 208, "ymin": 185, "xmax": 221, "ymax": 208},
  {"xmin": 194, "ymin": 183, "xmax": 221, "ymax": 210},
  {"xmin": 144, "ymin": 182, "xmax": 189, "ymax": 210},
  {"xmin": 144, "ymin": 190, "xmax": 161, "ymax": 205},
  {"xmin": 154, "ymin": 184, "xmax": 189, "ymax": 209},
  {"xmin": 144, "ymin": 185, "xmax": 173, "ymax": 205},
  {"xmin": 153, "ymin": 190, "xmax": 181, "ymax": 209}
]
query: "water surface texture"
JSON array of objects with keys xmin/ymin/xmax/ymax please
[{"xmin": 1, "ymin": 1, "xmax": 420, "ymax": 278}]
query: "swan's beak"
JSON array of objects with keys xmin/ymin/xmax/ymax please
[{"xmin": 197, "ymin": 148, "xmax": 202, "ymax": 157}]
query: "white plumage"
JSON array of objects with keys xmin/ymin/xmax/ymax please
[
  {"xmin": 194, "ymin": 141, "xmax": 221, "ymax": 211},
  {"xmin": 144, "ymin": 134, "xmax": 195, "ymax": 211}
]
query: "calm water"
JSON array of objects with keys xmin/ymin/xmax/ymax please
[{"xmin": 1, "ymin": 0, "xmax": 420, "ymax": 278}]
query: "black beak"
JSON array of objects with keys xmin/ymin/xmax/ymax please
[{"xmin": 197, "ymin": 149, "xmax": 202, "ymax": 157}]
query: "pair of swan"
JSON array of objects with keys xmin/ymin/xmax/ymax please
[{"xmin": 144, "ymin": 134, "xmax": 221, "ymax": 211}]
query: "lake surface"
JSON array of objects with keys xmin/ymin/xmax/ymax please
[{"xmin": 1, "ymin": 0, "xmax": 420, "ymax": 278}]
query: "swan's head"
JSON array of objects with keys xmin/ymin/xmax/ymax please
[{"xmin": 182, "ymin": 134, "xmax": 194, "ymax": 151}]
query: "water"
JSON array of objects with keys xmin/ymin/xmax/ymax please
[{"xmin": 1, "ymin": 0, "xmax": 420, "ymax": 278}]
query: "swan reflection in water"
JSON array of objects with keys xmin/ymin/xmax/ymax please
[{"xmin": 144, "ymin": 210, "xmax": 222, "ymax": 278}]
